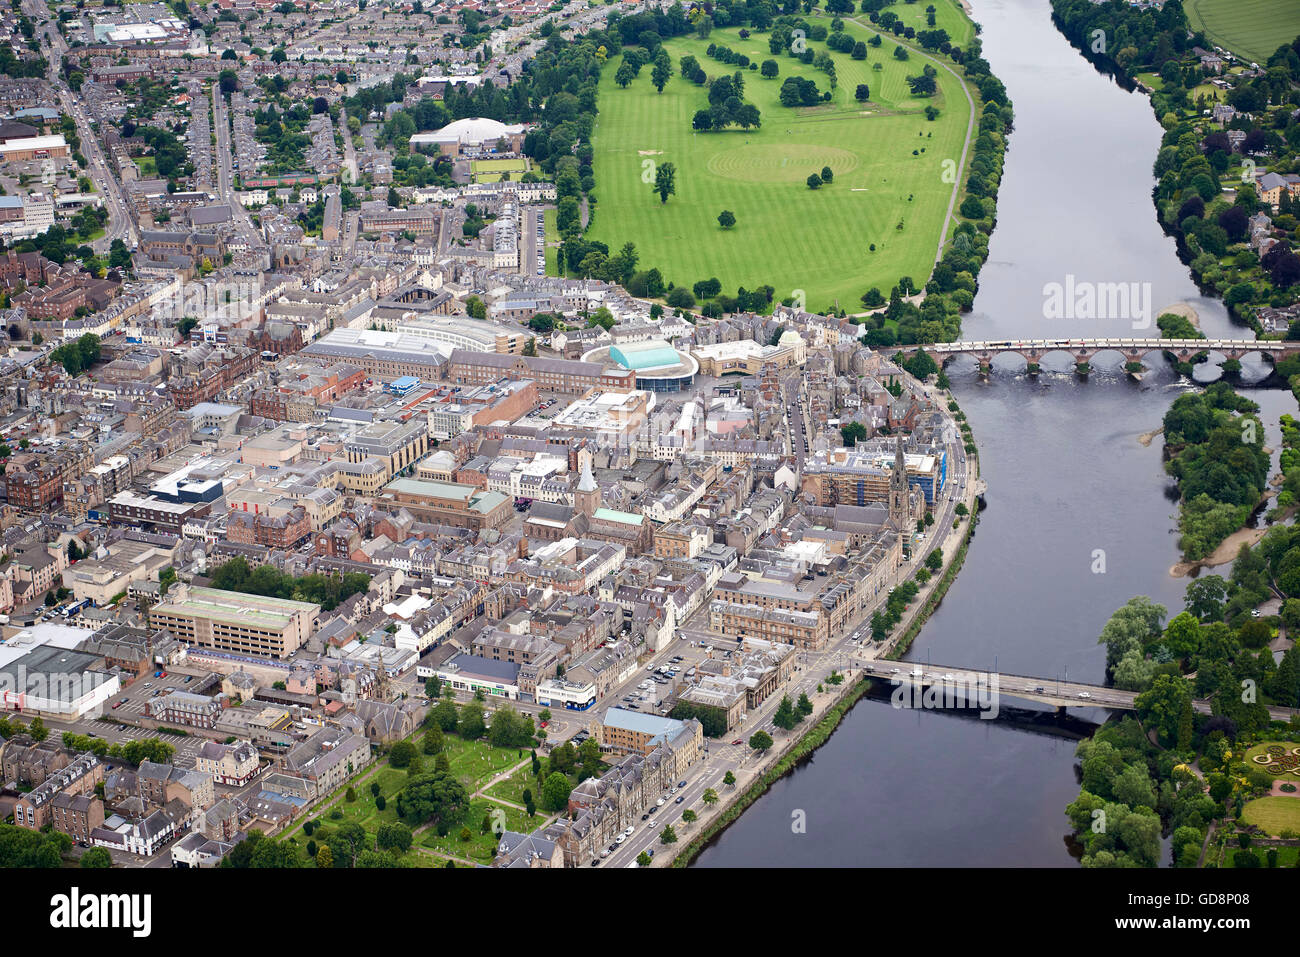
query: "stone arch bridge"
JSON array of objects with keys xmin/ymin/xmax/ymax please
[{"xmin": 905, "ymin": 338, "xmax": 1300, "ymax": 374}]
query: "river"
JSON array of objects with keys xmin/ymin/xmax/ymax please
[{"xmin": 694, "ymin": 0, "xmax": 1297, "ymax": 867}]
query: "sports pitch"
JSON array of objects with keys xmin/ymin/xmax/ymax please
[
  {"xmin": 586, "ymin": 13, "xmax": 974, "ymax": 310},
  {"xmin": 1186, "ymin": 0, "xmax": 1300, "ymax": 66}
]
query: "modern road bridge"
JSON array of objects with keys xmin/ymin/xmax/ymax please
[{"xmin": 856, "ymin": 660, "xmax": 1299, "ymax": 721}]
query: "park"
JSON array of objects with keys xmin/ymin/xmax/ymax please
[{"xmin": 586, "ymin": 9, "xmax": 974, "ymax": 312}]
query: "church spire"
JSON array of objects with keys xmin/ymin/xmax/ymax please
[{"xmin": 889, "ymin": 434, "xmax": 909, "ymax": 525}]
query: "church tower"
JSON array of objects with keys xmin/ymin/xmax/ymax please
[
  {"xmin": 574, "ymin": 459, "xmax": 601, "ymax": 517},
  {"xmin": 889, "ymin": 434, "xmax": 909, "ymax": 526}
]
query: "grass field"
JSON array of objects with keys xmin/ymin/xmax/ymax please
[
  {"xmin": 472, "ymin": 157, "xmax": 529, "ymax": 183},
  {"xmin": 1242, "ymin": 796, "xmax": 1300, "ymax": 837},
  {"xmin": 1186, "ymin": 0, "xmax": 1300, "ymax": 66},
  {"xmin": 544, "ymin": 206, "xmax": 559, "ymax": 274},
  {"xmin": 586, "ymin": 10, "xmax": 973, "ymax": 311}
]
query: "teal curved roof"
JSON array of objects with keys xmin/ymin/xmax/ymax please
[{"xmin": 610, "ymin": 342, "xmax": 681, "ymax": 371}]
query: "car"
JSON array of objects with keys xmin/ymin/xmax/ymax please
[
  {"xmin": 641, "ymin": 813, "xmax": 649, "ymax": 821},
  {"xmin": 656, "ymin": 797, "xmax": 665, "ymax": 806},
  {"xmin": 184, "ymin": 676, "xmax": 192, "ymax": 683},
  {"xmin": 675, "ymin": 795, "xmax": 685, "ymax": 804},
  {"xmin": 941, "ymin": 674, "xmax": 954, "ymax": 681},
  {"xmin": 154, "ymin": 671, "xmax": 162, "ymax": 678},
  {"xmin": 615, "ymin": 834, "xmax": 625, "ymax": 844},
  {"xmin": 678, "ymin": 781, "xmax": 687, "ymax": 788},
  {"xmin": 159, "ymin": 671, "xmax": 167, "ymax": 679},
  {"xmin": 119, "ymin": 697, "xmax": 129, "ymax": 705},
  {"xmin": 625, "ymin": 825, "xmax": 635, "ymax": 836},
  {"xmin": 591, "ymin": 859, "xmax": 600, "ymax": 866},
  {"xmin": 648, "ymin": 805, "xmax": 658, "ymax": 815},
  {"xmin": 1034, "ymin": 686, "xmax": 1045, "ymax": 693},
  {"xmin": 111, "ymin": 701, "xmax": 121, "ymax": 709},
  {"xmin": 1077, "ymin": 692, "xmax": 1091, "ymax": 699},
  {"xmin": 732, "ymin": 739, "xmax": 743, "ymax": 745},
  {"xmin": 603, "ymin": 847, "xmax": 612, "ymax": 857}
]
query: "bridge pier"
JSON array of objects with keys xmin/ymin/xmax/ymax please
[{"xmin": 1075, "ymin": 361, "xmax": 1090, "ymax": 376}]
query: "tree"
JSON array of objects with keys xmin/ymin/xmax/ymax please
[
  {"xmin": 487, "ymin": 705, "xmax": 534, "ymax": 748},
  {"xmin": 431, "ymin": 696, "xmax": 458, "ymax": 733},
  {"xmin": 395, "ymin": 770, "xmax": 469, "ymax": 828},
  {"xmin": 540, "ymin": 771, "xmax": 573, "ymax": 812},
  {"xmin": 652, "ymin": 61, "xmax": 670, "ymax": 93},
  {"xmin": 806, "ymin": 173, "xmax": 822, "ymax": 190},
  {"xmin": 821, "ymin": 166, "xmax": 833, "ymax": 184},
  {"xmin": 79, "ymin": 847, "xmax": 111, "ymax": 868},
  {"xmin": 653, "ymin": 162, "xmax": 677, "ymax": 204},
  {"xmin": 1134, "ymin": 674, "xmax": 1194, "ymax": 750},
  {"xmin": 772, "ymin": 695, "xmax": 799, "ymax": 731},
  {"xmin": 637, "ymin": 850, "xmax": 652, "ymax": 866},
  {"xmin": 1185, "ymin": 575, "xmax": 1227, "ymax": 622},
  {"xmin": 723, "ymin": 770, "xmax": 737, "ymax": 789},
  {"xmin": 660, "ymin": 824, "xmax": 678, "ymax": 844},
  {"xmin": 682, "ymin": 808, "xmax": 698, "ymax": 826},
  {"xmin": 855, "ymin": 83, "xmax": 870, "ymax": 101},
  {"xmin": 840, "ymin": 421, "xmax": 867, "ymax": 447},
  {"xmin": 703, "ymin": 788, "xmax": 719, "ymax": 806},
  {"xmin": 422, "ymin": 727, "xmax": 443, "ymax": 754},
  {"xmin": 316, "ymin": 845, "xmax": 333, "ymax": 868},
  {"xmin": 748, "ymin": 730, "xmax": 774, "ymax": 752},
  {"xmin": 925, "ymin": 550, "xmax": 943, "ymax": 572},
  {"xmin": 796, "ymin": 692, "xmax": 813, "ymax": 717},
  {"xmin": 375, "ymin": 821, "xmax": 413, "ymax": 853},
  {"xmin": 717, "ymin": 209, "xmax": 736, "ymax": 230},
  {"xmin": 458, "ymin": 702, "xmax": 486, "ymax": 740},
  {"xmin": 389, "ymin": 740, "xmax": 417, "ymax": 768}
]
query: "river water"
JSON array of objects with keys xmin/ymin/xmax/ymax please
[{"xmin": 695, "ymin": 0, "xmax": 1297, "ymax": 867}]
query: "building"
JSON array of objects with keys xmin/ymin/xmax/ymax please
[
  {"xmin": 299, "ymin": 328, "xmax": 450, "ymax": 382},
  {"xmin": 376, "ymin": 478, "xmax": 512, "ymax": 531},
  {"xmin": 447, "ymin": 350, "xmax": 636, "ymax": 395},
  {"xmin": 12, "ymin": 752, "xmax": 103, "ymax": 830},
  {"xmin": 409, "ymin": 116, "xmax": 526, "ymax": 156},
  {"xmin": 147, "ymin": 585, "xmax": 320, "ymax": 660},
  {"xmin": 589, "ymin": 708, "xmax": 704, "ymax": 764}
]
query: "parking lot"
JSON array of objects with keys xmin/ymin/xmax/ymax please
[{"xmin": 108, "ymin": 669, "xmax": 202, "ymax": 720}]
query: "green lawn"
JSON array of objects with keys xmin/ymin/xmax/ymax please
[
  {"xmin": 1185, "ymin": 0, "xmax": 1300, "ymax": 66},
  {"xmin": 441, "ymin": 733, "xmax": 528, "ymax": 792},
  {"xmin": 483, "ymin": 763, "xmax": 538, "ymax": 807},
  {"xmin": 586, "ymin": 14, "xmax": 973, "ymax": 311},
  {"xmin": 472, "ymin": 157, "xmax": 529, "ymax": 183},
  {"xmin": 419, "ymin": 797, "xmax": 537, "ymax": 863},
  {"xmin": 544, "ymin": 207, "xmax": 559, "ymax": 276},
  {"xmin": 134, "ymin": 156, "xmax": 156, "ymax": 178},
  {"xmin": 1242, "ymin": 796, "xmax": 1300, "ymax": 837},
  {"xmin": 1218, "ymin": 841, "xmax": 1300, "ymax": 867}
]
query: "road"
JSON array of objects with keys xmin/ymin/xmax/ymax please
[
  {"xmin": 30, "ymin": 0, "xmax": 134, "ymax": 253},
  {"xmin": 212, "ymin": 83, "xmax": 262, "ymax": 250}
]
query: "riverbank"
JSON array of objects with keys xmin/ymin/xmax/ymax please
[
  {"xmin": 670, "ymin": 677, "xmax": 874, "ymax": 867},
  {"xmin": 667, "ymin": 387, "xmax": 983, "ymax": 867}
]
